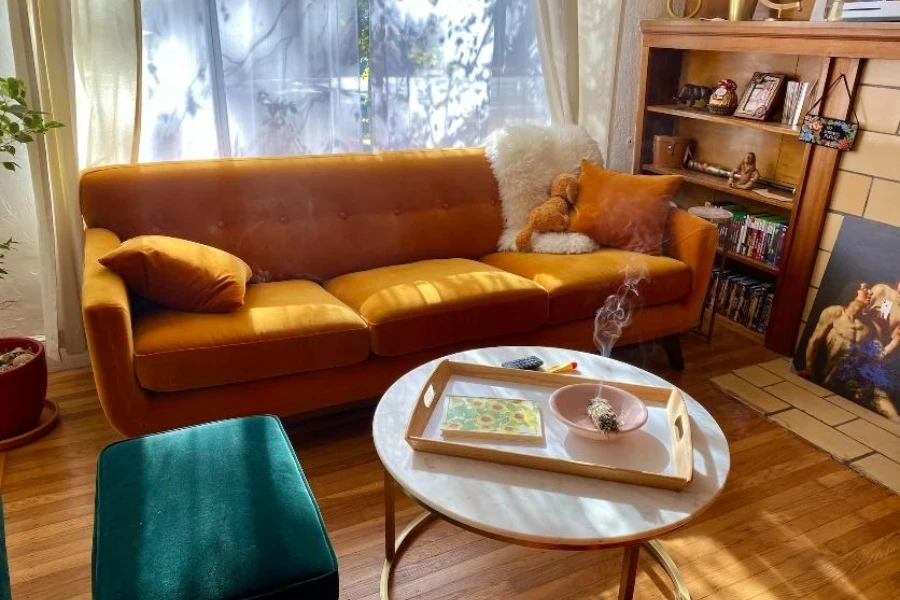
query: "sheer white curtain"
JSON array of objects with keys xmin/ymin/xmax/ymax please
[
  {"xmin": 534, "ymin": 0, "xmax": 579, "ymax": 125},
  {"xmin": 369, "ymin": 0, "xmax": 549, "ymax": 150},
  {"xmin": 138, "ymin": 0, "xmax": 549, "ymax": 160},
  {"xmin": 8, "ymin": 0, "xmax": 140, "ymax": 358},
  {"xmin": 139, "ymin": 0, "xmax": 364, "ymax": 161}
]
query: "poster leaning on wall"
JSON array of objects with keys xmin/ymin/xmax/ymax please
[{"xmin": 794, "ymin": 216, "xmax": 900, "ymax": 424}]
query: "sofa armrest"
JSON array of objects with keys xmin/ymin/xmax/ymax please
[
  {"xmin": 666, "ymin": 209, "xmax": 718, "ymax": 326},
  {"xmin": 83, "ymin": 228, "xmax": 149, "ymax": 434}
]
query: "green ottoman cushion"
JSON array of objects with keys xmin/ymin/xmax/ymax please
[
  {"xmin": 93, "ymin": 416, "xmax": 338, "ymax": 600},
  {"xmin": 1, "ymin": 498, "xmax": 9, "ymax": 600}
]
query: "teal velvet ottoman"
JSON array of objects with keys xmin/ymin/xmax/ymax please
[
  {"xmin": 1, "ymin": 498, "xmax": 9, "ymax": 600},
  {"xmin": 93, "ymin": 416, "xmax": 338, "ymax": 600}
]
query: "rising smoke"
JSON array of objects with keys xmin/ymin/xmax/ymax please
[{"xmin": 593, "ymin": 264, "xmax": 649, "ymax": 358}]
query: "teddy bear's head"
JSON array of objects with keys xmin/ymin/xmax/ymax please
[{"xmin": 550, "ymin": 173, "xmax": 578, "ymax": 206}]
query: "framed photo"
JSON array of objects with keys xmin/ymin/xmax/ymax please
[{"xmin": 733, "ymin": 72, "xmax": 787, "ymax": 121}]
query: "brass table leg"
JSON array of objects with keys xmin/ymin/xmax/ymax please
[
  {"xmin": 379, "ymin": 470, "xmax": 691, "ymax": 600},
  {"xmin": 380, "ymin": 471, "xmax": 436, "ymax": 599},
  {"xmin": 644, "ymin": 539, "xmax": 691, "ymax": 600}
]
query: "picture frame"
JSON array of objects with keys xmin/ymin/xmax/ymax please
[{"xmin": 733, "ymin": 72, "xmax": 787, "ymax": 121}]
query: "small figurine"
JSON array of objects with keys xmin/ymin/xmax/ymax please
[
  {"xmin": 674, "ymin": 84, "xmax": 712, "ymax": 108},
  {"xmin": 728, "ymin": 152, "xmax": 760, "ymax": 190},
  {"xmin": 708, "ymin": 79, "xmax": 739, "ymax": 116}
]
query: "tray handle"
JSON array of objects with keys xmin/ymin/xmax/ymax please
[{"xmin": 667, "ymin": 388, "xmax": 694, "ymax": 483}]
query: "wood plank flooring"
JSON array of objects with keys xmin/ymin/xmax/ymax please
[{"xmin": 1, "ymin": 330, "xmax": 898, "ymax": 599}]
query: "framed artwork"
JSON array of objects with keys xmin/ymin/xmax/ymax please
[
  {"xmin": 733, "ymin": 72, "xmax": 787, "ymax": 121},
  {"xmin": 793, "ymin": 216, "xmax": 900, "ymax": 423}
]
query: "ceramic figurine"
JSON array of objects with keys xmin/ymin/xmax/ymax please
[
  {"xmin": 708, "ymin": 79, "xmax": 739, "ymax": 115},
  {"xmin": 729, "ymin": 152, "xmax": 761, "ymax": 190},
  {"xmin": 674, "ymin": 84, "xmax": 712, "ymax": 107}
]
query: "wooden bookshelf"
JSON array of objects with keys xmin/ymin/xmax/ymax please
[
  {"xmin": 642, "ymin": 164, "xmax": 795, "ymax": 210},
  {"xmin": 716, "ymin": 247, "xmax": 780, "ymax": 276},
  {"xmin": 633, "ymin": 20, "xmax": 888, "ymax": 354},
  {"xmin": 646, "ymin": 105, "xmax": 801, "ymax": 136}
]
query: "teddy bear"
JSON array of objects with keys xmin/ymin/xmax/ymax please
[{"xmin": 515, "ymin": 173, "xmax": 578, "ymax": 251}]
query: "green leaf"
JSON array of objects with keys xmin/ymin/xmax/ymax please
[
  {"xmin": 7, "ymin": 121, "xmax": 18, "ymax": 134},
  {"xmin": 2, "ymin": 161, "xmax": 16, "ymax": 171},
  {"xmin": 7, "ymin": 104, "xmax": 26, "ymax": 116},
  {"xmin": 46, "ymin": 120, "xmax": 64, "ymax": 128},
  {"xmin": 12, "ymin": 133, "xmax": 32, "ymax": 143}
]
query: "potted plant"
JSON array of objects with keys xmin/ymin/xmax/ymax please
[{"xmin": 0, "ymin": 76, "xmax": 62, "ymax": 441}]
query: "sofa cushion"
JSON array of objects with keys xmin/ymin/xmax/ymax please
[
  {"xmin": 325, "ymin": 259, "xmax": 548, "ymax": 356},
  {"xmin": 480, "ymin": 250, "xmax": 691, "ymax": 326},
  {"xmin": 133, "ymin": 280, "xmax": 369, "ymax": 392},
  {"xmin": 99, "ymin": 235, "xmax": 252, "ymax": 312}
]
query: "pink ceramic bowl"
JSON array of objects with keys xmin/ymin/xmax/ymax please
[{"xmin": 549, "ymin": 383, "xmax": 648, "ymax": 441}]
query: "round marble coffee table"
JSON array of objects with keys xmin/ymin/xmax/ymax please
[{"xmin": 373, "ymin": 346, "xmax": 730, "ymax": 600}]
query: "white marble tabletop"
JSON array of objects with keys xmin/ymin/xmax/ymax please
[{"xmin": 373, "ymin": 346, "xmax": 730, "ymax": 548}]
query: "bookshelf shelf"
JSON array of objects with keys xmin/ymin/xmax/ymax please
[
  {"xmin": 716, "ymin": 248, "xmax": 780, "ymax": 275},
  {"xmin": 645, "ymin": 105, "xmax": 801, "ymax": 136},
  {"xmin": 641, "ymin": 164, "xmax": 795, "ymax": 211},
  {"xmin": 710, "ymin": 313, "xmax": 767, "ymax": 344}
]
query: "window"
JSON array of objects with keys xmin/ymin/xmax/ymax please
[{"xmin": 140, "ymin": 0, "xmax": 549, "ymax": 162}]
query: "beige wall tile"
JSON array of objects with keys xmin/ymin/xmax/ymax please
[
  {"xmin": 819, "ymin": 212, "xmax": 844, "ymax": 251},
  {"xmin": 770, "ymin": 409, "xmax": 870, "ymax": 462},
  {"xmin": 811, "ymin": 250, "xmax": 831, "ymax": 288},
  {"xmin": 851, "ymin": 454, "xmax": 900, "ymax": 495},
  {"xmin": 861, "ymin": 59, "xmax": 900, "ymax": 88},
  {"xmin": 829, "ymin": 171, "xmax": 871, "ymax": 216},
  {"xmin": 863, "ymin": 178, "xmax": 900, "ymax": 228},
  {"xmin": 765, "ymin": 381, "xmax": 856, "ymax": 426},
  {"xmin": 824, "ymin": 395, "xmax": 900, "ymax": 437},
  {"xmin": 838, "ymin": 420, "xmax": 900, "ymax": 464},
  {"xmin": 711, "ymin": 373, "xmax": 790, "ymax": 415},
  {"xmin": 733, "ymin": 365, "xmax": 783, "ymax": 388},
  {"xmin": 841, "ymin": 132, "xmax": 900, "ymax": 182},
  {"xmin": 855, "ymin": 86, "xmax": 900, "ymax": 135},
  {"xmin": 802, "ymin": 287, "xmax": 817, "ymax": 321}
]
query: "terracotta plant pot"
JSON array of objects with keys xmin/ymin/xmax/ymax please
[{"xmin": 0, "ymin": 338, "xmax": 48, "ymax": 439}]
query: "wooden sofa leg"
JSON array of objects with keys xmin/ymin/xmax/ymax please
[{"xmin": 660, "ymin": 335, "xmax": 684, "ymax": 371}]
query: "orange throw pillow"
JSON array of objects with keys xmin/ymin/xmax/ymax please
[
  {"xmin": 99, "ymin": 235, "xmax": 252, "ymax": 312},
  {"xmin": 569, "ymin": 160, "xmax": 683, "ymax": 255}
]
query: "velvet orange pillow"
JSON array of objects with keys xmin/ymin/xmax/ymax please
[
  {"xmin": 569, "ymin": 160, "xmax": 683, "ymax": 255},
  {"xmin": 99, "ymin": 235, "xmax": 252, "ymax": 313}
]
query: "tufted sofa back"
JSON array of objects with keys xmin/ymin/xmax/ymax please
[{"xmin": 80, "ymin": 148, "xmax": 504, "ymax": 283}]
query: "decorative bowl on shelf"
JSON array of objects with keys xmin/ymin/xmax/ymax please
[{"xmin": 549, "ymin": 383, "xmax": 648, "ymax": 442}]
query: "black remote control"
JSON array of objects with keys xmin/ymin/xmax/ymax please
[{"xmin": 501, "ymin": 356, "xmax": 544, "ymax": 371}]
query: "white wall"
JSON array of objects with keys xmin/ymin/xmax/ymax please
[
  {"xmin": 0, "ymin": 0, "xmax": 43, "ymax": 338},
  {"xmin": 578, "ymin": 0, "xmax": 666, "ymax": 172}
]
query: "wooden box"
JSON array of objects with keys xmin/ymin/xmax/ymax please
[{"xmin": 404, "ymin": 361, "xmax": 694, "ymax": 491}]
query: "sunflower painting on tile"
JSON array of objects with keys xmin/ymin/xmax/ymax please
[{"xmin": 440, "ymin": 396, "xmax": 544, "ymax": 443}]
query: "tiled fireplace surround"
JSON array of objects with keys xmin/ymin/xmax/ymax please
[{"xmin": 713, "ymin": 359, "xmax": 900, "ymax": 495}]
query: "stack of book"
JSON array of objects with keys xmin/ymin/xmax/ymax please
[
  {"xmin": 716, "ymin": 204, "xmax": 788, "ymax": 269},
  {"xmin": 782, "ymin": 80, "xmax": 813, "ymax": 127},
  {"xmin": 706, "ymin": 267, "xmax": 775, "ymax": 333}
]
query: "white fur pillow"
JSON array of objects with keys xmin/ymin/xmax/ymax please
[{"xmin": 485, "ymin": 125, "xmax": 605, "ymax": 254}]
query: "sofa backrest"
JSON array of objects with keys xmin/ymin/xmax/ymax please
[{"xmin": 80, "ymin": 148, "xmax": 503, "ymax": 283}]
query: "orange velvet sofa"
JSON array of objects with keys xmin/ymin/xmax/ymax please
[{"xmin": 80, "ymin": 148, "xmax": 717, "ymax": 436}]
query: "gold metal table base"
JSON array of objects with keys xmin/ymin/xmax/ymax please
[{"xmin": 380, "ymin": 471, "xmax": 691, "ymax": 600}]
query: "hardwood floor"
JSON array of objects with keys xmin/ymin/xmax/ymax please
[{"xmin": 1, "ymin": 330, "xmax": 898, "ymax": 599}]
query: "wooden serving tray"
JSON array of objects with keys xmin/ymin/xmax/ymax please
[{"xmin": 404, "ymin": 361, "xmax": 694, "ymax": 491}]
